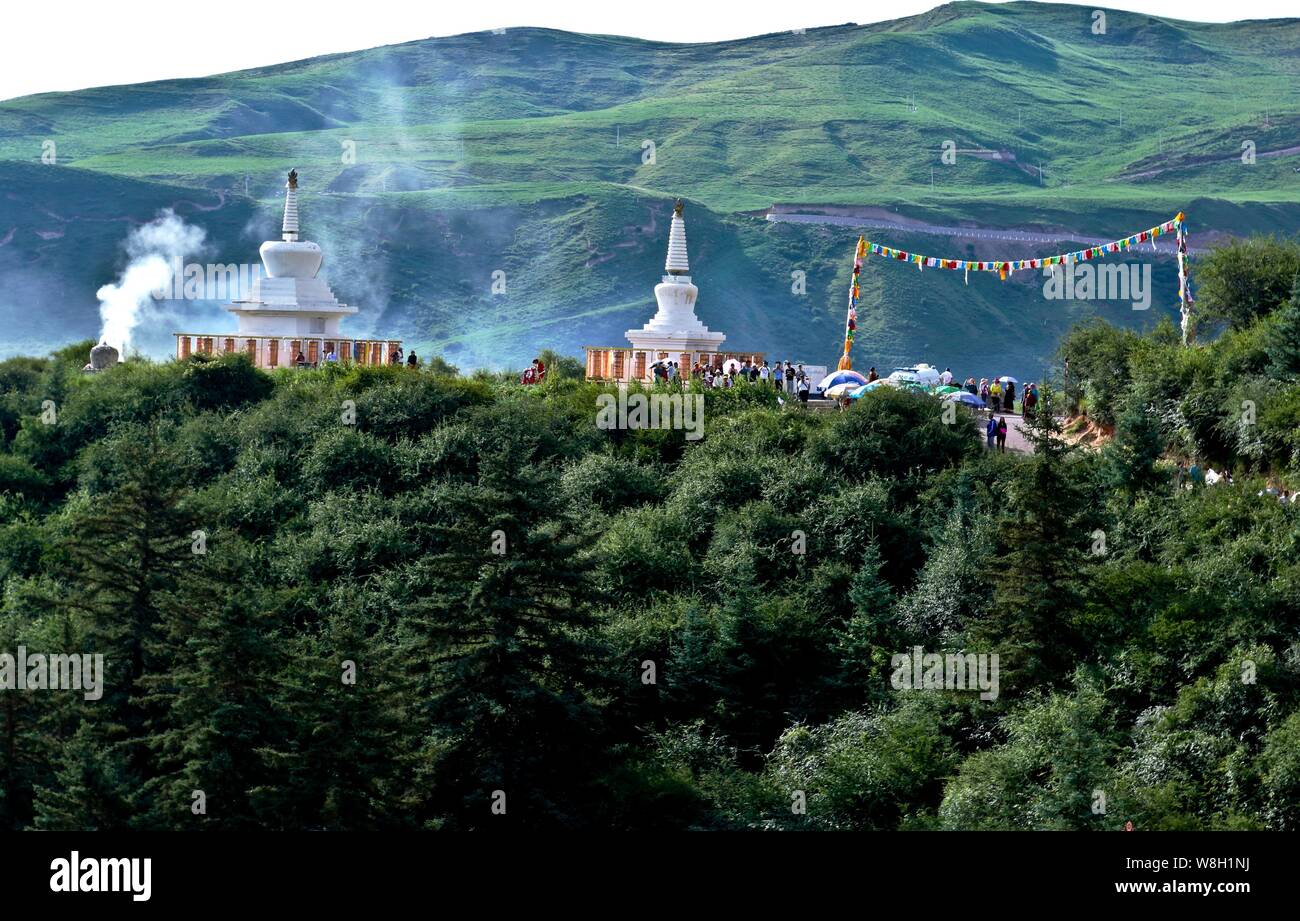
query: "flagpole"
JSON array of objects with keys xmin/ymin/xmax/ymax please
[{"xmin": 839, "ymin": 236, "xmax": 865, "ymax": 371}]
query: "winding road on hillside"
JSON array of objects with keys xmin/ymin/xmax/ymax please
[{"xmin": 764, "ymin": 211, "xmax": 1209, "ymax": 255}]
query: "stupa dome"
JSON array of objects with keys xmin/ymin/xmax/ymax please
[{"xmin": 260, "ymin": 240, "xmax": 323, "ymax": 278}]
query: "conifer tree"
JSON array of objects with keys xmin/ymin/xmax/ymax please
[
  {"xmin": 49, "ymin": 427, "xmax": 199, "ymax": 819},
  {"xmin": 135, "ymin": 540, "xmax": 285, "ymax": 829},
  {"xmin": 401, "ymin": 448, "xmax": 606, "ymax": 828},
  {"xmin": 58, "ymin": 430, "xmax": 196, "ymax": 728},
  {"xmin": 1102, "ymin": 396, "xmax": 1167, "ymax": 494},
  {"xmin": 0, "ymin": 610, "xmax": 59, "ymax": 829},
  {"xmin": 972, "ymin": 387, "xmax": 1095, "ymax": 691},
  {"xmin": 255, "ymin": 600, "xmax": 412, "ymax": 830},
  {"xmin": 661, "ymin": 599, "xmax": 725, "ymax": 727},
  {"xmin": 30, "ymin": 722, "xmax": 134, "ymax": 831},
  {"xmin": 711, "ymin": 556, "xmax": 776, "ymax": 751},
  {"xmin": 832, "ymin": 542, "xmax": 896, "ymax": 699},
  {"xmin": 1266, "ymin": 274, "xmax": 1300, "ymax": 378}
]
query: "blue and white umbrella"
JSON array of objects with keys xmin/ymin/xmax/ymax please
[
  {"xmin": 818, "ymin": 370, "xmax": 867, "ymax": 392},
  {"xmin": 944, "ymin": 391, "xmax": 987, "ymax": 408}
]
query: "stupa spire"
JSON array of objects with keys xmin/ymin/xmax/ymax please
[
  {"xmin": 623, "ymin": 198, "xmax": 723, "ymax": 353},
  {"xmin": 282, "ymin": 169, "xmax": 300, "ymax": 242},
  {"xmin": 665, "ymin": 198, "xmax": 689, "ymax": 275}
]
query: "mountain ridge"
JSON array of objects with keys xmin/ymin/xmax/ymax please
[{"xmin": 1, "ymin": 1, "xmax": 1298, "ymax": 375}]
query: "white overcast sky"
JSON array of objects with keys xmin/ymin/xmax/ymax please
[{"xmin": 0, "ymin": 0, "xmax": 1294, "ymax": 101}]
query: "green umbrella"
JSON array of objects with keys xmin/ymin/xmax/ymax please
[{"xmin": 935, "ymin": 385, "xmax": 962, "ymax": 394}]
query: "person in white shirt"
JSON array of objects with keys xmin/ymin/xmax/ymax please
[
  {"xmin": 940, "ymin": 367, "xmax": 954, "ymax": 386},
  {"xmin": 759, "ymin": 362, "xmax": 770, "ymax": 382}
]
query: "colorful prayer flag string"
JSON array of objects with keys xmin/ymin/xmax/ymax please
[
  {"xmin": 857, "ymin": 213, "xmax": 1185, "ymax": 281},
  {"xmin": 840, "ymin": 213, "xmax": 1194, "ymax": 362}
]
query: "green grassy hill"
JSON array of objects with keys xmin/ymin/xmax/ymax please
[{"xmin": 2, "ymin": 1, "xmax": 1298, "ymax": 375}]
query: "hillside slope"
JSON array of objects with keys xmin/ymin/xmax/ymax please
[{"xmin": 1, "ymin": 1, "xmax": 1298, "ymax": 374}]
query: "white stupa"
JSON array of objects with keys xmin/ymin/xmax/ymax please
[
  {"xmin": 226, "ymin": 169, "xmax": 357, "ymax": 337},
  {"xmin": 624, "ymin": 199, "xmax": 725, "ymax": 354},
  {"xmin": 173, "ymin": 169, "xmax": 400, "ymax": 368}
]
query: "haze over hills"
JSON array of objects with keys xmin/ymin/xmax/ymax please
[{"xmin": 1, "ymin": 1, "xmax": 1298, "ymax": 375}]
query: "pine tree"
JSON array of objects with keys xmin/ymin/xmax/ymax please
[
  {"xmin": 833, "ymin": 542, "xmax": 896, "ymax": 698},
  {"xmin": 135, "ymin": 541, "xmax": 285, "ymax": 829},
  {"xmin": 897, "ymin": 509, "xmax": 994, "ymax": 641},
  {"xmin": 0, "ymin": 610, "xmax": 60, "ymax": 829},
  {"xmin": 971, "ymin": 386, "xmax": 1095, "ymax": 691},
  {"xmin": 255, "ymin": 599, "xmax": 413, "ymax": 830},
  {"xmin": 30, "ymin": 722, "xmax": 134, "ymax": 831},
  {"xmin": 401, "ymin": 450, "xmax": 607, "ymax": 828},
  {"xmin": 45, "ymin": 427, "xmax": 199, "ymax": 822},
  {"xmin": 1102, "ymin": 396, "xmax": 1167, "ymax": 494},
  {"xmin": 57, "ymin": 430, "xmax": 196, "ymax": 736},
  {"xmin": 1267, "ymin": 273, "xmax": 1300, "ymax": 378},
  {"xmin": 711, "ymin": 556, "xmax": 776, "ymax": 752}
]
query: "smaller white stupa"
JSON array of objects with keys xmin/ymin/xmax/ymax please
[{"xmin": 624, "ymin": 199, "xmax": 725, "ymax": 355}]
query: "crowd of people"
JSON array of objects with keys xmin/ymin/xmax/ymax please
[
  {"xmin": 650, "ymin": 359, "xmax": 815, "ymax": 405},
  {"xmin": 958, "ymin": 376, "xmax": 1040, "ymax": 416},
  {"xmin": 848, "ymin": 366, "xmax": 1040, "ymax": 419},
  {"xmin": 287, "ymin": 344, "xmax": 421, "ymax": 369}
]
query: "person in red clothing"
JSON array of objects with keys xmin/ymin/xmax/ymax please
[{"xmin": 520, "ymin": 358, "xmax": 547, "ymax": 384}]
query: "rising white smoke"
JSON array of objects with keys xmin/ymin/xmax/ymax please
[{"xmin": 96, "ymin": 210, "xmax": 206, "ymax": 353}]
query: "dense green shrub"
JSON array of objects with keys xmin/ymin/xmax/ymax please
[{"xmin": 3, "ymin": 315, "xmax": 1300, "ymax": 829}]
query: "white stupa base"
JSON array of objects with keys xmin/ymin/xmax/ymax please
[
  {"xmin": 626, "ymin": 334, "xmax": 727, "ymax": 354},
  {"xmin": 227, "ymin": 309, "xmax": 350, "ymax": 337}
]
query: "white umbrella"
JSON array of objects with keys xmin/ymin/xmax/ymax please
[
  {"xmin": 998, "ymin": 375, "xmax": 1019, "ymax": 384},
  {"xmin": 824, "ymin": 382, "xmax": 858, "ymax": 399},
  {"xmin": 722, "ymin": 358, "xmax": 742, "ymax": 374}
]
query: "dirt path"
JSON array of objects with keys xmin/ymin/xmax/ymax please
[
  {"xmin": 980, "ymin": 411, "xmax": 1034, "ymax": 454},
  {"xmin": 1113, "ymin": 144, "xmax": 1300, "ymax": 182},
  {"xmin": 169, "ymin": 189, "xmax": 226, "ymax": 213}
]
